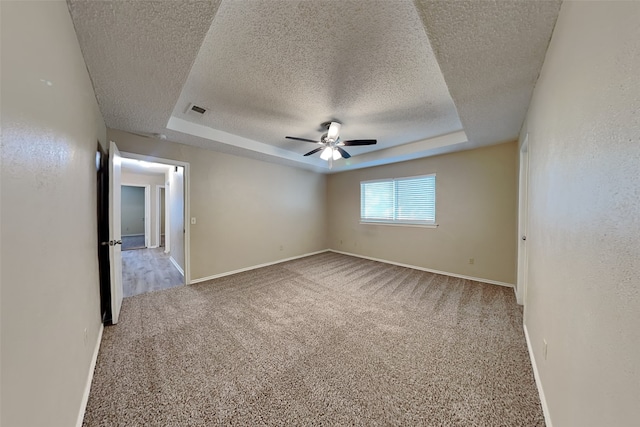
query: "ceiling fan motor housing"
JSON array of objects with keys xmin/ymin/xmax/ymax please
[
  {"xmin": 326, "ymin": 121, "xmax": 341, "ymax": 142},
  {"xmin": 320, "ymin": 120, "xmax": 341, "ymax": 130}
]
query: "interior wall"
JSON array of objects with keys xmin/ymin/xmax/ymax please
[
  {"xmin": 107, "ymin": 129, "xmax": 328, "ymax": 281},
  {"xmin": 521, "ymin": 2, "xmax": 640, "ymax": 426},
  {"xmin": 168, "ymin": 166, "xmax": 185, "ymax": 271},
  {"xmin": 121, "ymin": 186, "xmax": 146, "ymax": 236},
  {"xmin": 0, "ymin": 2, "xmax": 106, "ymax": 426},
  {"xmin": 327, "ymin": 142, "xmax": 518, "ymax": 284},
  {"xmin": 121, "ymin": 170, "xmax": 165, "ymax": 246}
]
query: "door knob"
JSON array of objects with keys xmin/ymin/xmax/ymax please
[{"xmin": 101, "ymin": 240, "xmax": 122, "ymax": 246}]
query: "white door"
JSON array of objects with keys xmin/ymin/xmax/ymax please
[
  {"xmin": 517, "ymin": 135, "xmax": 529, "ymax": 306},
  {"xmin": 109, "ymin": 141, "xmax": 124, "ymax": 324}
]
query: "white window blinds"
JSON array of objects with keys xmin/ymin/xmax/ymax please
[{"xmin": 360, "ymin": 174, "xmax": 436, "ymax": 225}]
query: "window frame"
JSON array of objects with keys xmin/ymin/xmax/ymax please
[{"xmin": 360, "ymin": 173, "xmax": 437, "ymax": 228}]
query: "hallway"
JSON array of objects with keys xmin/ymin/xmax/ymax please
[{"xmin": 122, "ymin": 248, "xmax": 183, "ymax": 297}]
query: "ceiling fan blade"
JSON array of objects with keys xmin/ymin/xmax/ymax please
[
  {"xmin": 303, "ymin": 147, "xmax": 324, "ymax": 156},
  {"xmin": 286, "ymin": 136, "xmax": 319, "ymax": 143},
  {"xmin": 336, "ymin": 146, "xmax": 351, "ymax": 159},
  {"xmin": 341, "ymin": 139, "xmax": 377, "ymax": 146}
]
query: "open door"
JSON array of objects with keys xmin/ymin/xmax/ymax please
[
  {"xmin": 109, "ymin": 141, "xmax": 123, "ymax": 324},
  {"xmin": 517, "ymin": 135, "xmax": 529, "ymax": 306}
]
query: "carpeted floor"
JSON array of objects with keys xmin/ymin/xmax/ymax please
[
  {"xmin": 122, "ymin": 247, "xmax": 183, "ymax": 297},
  {"xmin": 84, "ymin": 252, "xmax": 544, "ymax": 426},
  {"xmin": 122, "ymin": 235, "xmax": 145, "ymax": 251}
]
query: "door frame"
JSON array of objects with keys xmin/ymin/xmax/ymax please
[
  {"xmin": 516, "ymin": 134, "xmax": 530, "ymax": 306},
  {"xmin": 120, "ymin": 151, "xmax": 191, "ymax": 285},
  {"xmin": 156, "ymin": 185, "xmax": 166, "ymax": 250}
]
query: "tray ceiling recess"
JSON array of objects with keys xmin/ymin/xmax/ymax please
[{"xmin": 68, "ymin": 0, "xmax": 561, "ymax": 173}]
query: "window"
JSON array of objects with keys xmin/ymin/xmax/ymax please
[{"xmin": 360, "ymin": 174, "xmax": 436, "ymax": 226}]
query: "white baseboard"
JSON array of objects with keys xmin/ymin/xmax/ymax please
[
  {"xmin": 329, "ymin": 249, "xmax": 514, "ymax": 288},
  {"xmin": 121, "ymin": 233, "xmax": 144, "ymax": 237},
  {"xmin": 524, "ymin": 323, "xmax": 553, "ymax": 427},
  {"xmin": 76, "ymin": 324, "xmax": 103, "ymax": 427},
  {"xmin": 190, "ymin": 249, "xmax": 330, "ymax": 284},
  {"xmin": 148, "ymin": 245, "xmax": 158, "ymax": 249},
  {"xmin": 169, "ymin": 256, "xmax": 185, "ymax": 276}
]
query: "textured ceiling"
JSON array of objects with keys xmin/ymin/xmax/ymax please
[
  {"xmin": 68, "ymin": 0, "xmax": 561, "ymax": 173},
  {"xmin": 415, "ymin": 0, "xmax": 562, "ymax": 147},
  {"xmin": 172, "ymin": 0, "xmax": 462, "ymax": 158},
  {"xmin": 67, "ymin": 0, "xmax": 219, "ymax": 135}
]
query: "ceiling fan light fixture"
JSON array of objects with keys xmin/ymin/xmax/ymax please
[
  {"xmin": 320, "ymin": 146, "xmax": 333, "ymax": 160},
  {"xmin": 332, "ymin": 149, "xmax": 341, "ymax": 161}
]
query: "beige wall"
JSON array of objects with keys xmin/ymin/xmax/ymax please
[
  {"xmin": 108, "ymin": 129, "xmax": 328, "ymax": 280},
  {"xmin": 121, "ymin": 170, "xmax": 166, "ymax": 246},
  {"xmin": 521, "ymin": 2, "xmax": 640, "ymax": 426},
  {"xmin": 327, "ymin": 142, "xmax": 518, "ymax": 284},
  {"xmin": 0, "ymin": 2, "xmax": 106, "ymax": 426}
]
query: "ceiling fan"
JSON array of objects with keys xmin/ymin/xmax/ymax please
[{"xmin": 286, "ymin": 121, "xmax": 377, "ymax": 162}]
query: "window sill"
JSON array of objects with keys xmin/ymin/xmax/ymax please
[{"xmin": 359, "ymin": 221, "xmax": 438, "ymax": 229}]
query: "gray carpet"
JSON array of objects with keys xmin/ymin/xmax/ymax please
[{"xmin": 84, "ymin": 252, "xmax": 544, "ymax": 426}]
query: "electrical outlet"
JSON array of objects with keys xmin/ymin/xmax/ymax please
[
  {"xmin": 279, "ymin": 245, "xmax": 283, "ymax": 251},
  {"xmin": 190, "ymin": 217, "xmax": 196, "ymax": 225},
  {"xmin": 469, "ymin": 258, "xmax": 475, "ymax": 265},
  {"xmin": 543, "ymin": 339, "xmax": 548, "ymax": 360},
  {"xmin": 340, "ymin": 240, "xmax": 343, "ymax": 245}
]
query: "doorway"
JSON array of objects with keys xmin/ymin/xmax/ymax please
[
  {"xmin": 119, "ymin": 157, "xmax": 186, "ymax": 297},
  {"xmin": 99, "ymin": 143, "xmax": 191, "ymax": 324}
]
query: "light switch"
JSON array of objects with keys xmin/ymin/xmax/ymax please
[{"xmin": 191, "ymin": 217, "xmax": 196, "ymax": 225}]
